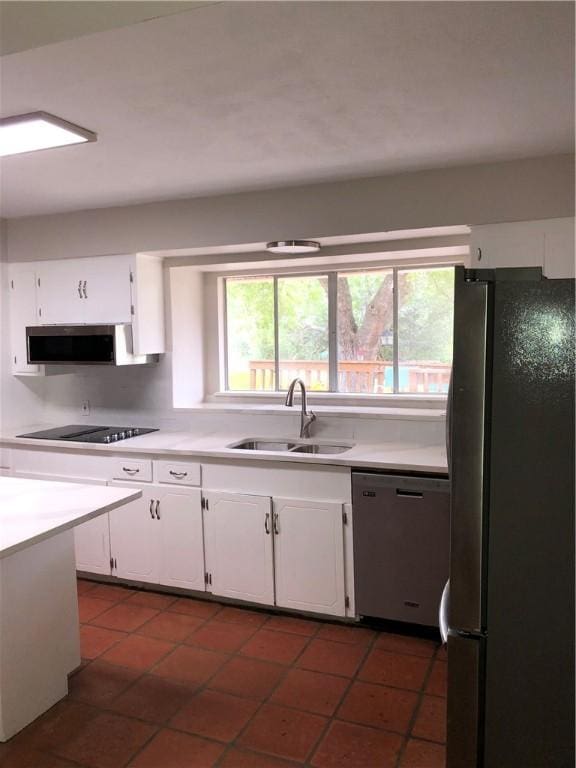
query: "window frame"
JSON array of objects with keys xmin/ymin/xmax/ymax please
[{"xmin": 221, "ymin": 262, "xmax": 457, "ymax": 397}]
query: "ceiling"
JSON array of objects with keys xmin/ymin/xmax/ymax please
[{"xmin": 1, "ymin": 1, "xmax": 573, "ymax": 219}]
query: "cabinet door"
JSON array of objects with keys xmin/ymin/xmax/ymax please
[
  {"xmin": 274, "ymin": 498, "xmax": 346, "ymax": 617},
  {"xmin": 74, "ymin": 514, "xmax": 111, "ymax": 575},
  {"xmin": 204, "ymin": 491, "xmax": 274, "ymax": 606},
  {"xmin": 157, "ymin": 488, "xmax": 205, "ymax": 591},
  {"xmin": 81, "ymin": 256, "xmax": 133, "ymax": 324},
  {"xmin": 37, "ymin": 259, "xmax": 86, "ymax": 324},
  {"xmin": 108, "ymin": 484, "xmax": 159, "ymax": 583},
  {"xmin": 9, "ymin": 267, "xmax": 42, "ymax": 374},
  {"xmin": 36, "ymin": 256, "xmax": 133, "ymax": 325}
]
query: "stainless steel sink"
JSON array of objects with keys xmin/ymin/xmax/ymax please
[
  {"xmin": 228, "ymin": 438, "xmax": 352, "ymax": 455},
  {"xmin": 230, "ymin": 439, "xmax": 298, "ymax": 452},
  {"xmin": 290, "ymin": 444, "xmax": 351, "ymax": 454}
]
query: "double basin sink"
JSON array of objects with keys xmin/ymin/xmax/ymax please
[{"xmin": 228, "ymin": 438, "xmax": 353, "ymax": 455}]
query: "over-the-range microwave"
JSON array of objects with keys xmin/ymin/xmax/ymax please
[{"xmin": 26, "ymin": 324, "xmax": 159, "ymax": 366}]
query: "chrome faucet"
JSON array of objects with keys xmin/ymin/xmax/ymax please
[{"xmin": 285, "ymin": 378, "xmax": 316, "ymax": 439}]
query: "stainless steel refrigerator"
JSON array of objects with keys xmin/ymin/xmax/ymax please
[{"xmin": 440, "ymin": 266, "xmax": 575, "ymax": 768}]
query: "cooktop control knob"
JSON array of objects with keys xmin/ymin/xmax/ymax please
[
  {"xmin": 118, "ymin": 431, "xmax": 126, "ymax": 440},
  {"xmin": 103, "ymin": 435, "xmax": 111, "ymax": 443},
  {"xmin": 132, "ymin": 428, "xmax": 140, "ymax": 435},
  {"xmin": 110, "ymin": 433, "xmax": 119, "ymax": 442},
  {"xmin": 126, "ymin": 429, "xmax": 134, "ymax": 438}
]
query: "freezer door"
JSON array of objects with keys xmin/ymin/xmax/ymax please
[
  {"xmin": 447, "ymin": 633, "xmax": 483, "ymax": 768},
  {"xmin": 449, "ymin": 268, "xmax": 490, "ymax": 633}
]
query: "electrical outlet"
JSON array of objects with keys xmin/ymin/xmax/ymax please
[{"xmin": 81, "ymin": 400, "xmax": 91, "ymax": 416}]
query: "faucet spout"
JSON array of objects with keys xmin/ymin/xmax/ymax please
[{"xmin": 285, "ymin": 378, "xmax": 316, "ymax": 439}]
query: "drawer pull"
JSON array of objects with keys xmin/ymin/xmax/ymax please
[
  {"xmin": 149, "ymin": 499, "xmax": 154, "ymax": 519},
  {"xmin": 396, "ymin": 489, "xmax": 423, "ymax": 498},
  {"xmin": 169, "ymin": 470, "xmax": 188, "ymax": 478},
  {"xmin": 122, "ymin": 466, "xmax": 140, "ymax": 474}
]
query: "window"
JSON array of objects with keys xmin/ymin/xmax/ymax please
[{"xmin": 224, "ymin": 266, "xmax": 454, "ymax": 395}]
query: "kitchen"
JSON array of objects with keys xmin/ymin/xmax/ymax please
[{"xmin": 0, "ymin": 2, "xmax": 574, "ymax": 768}]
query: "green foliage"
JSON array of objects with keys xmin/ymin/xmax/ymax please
[
  {"xmin": 398, "ymin": 268, "xmax": 454, "ymax": 363},
  {"xmin": 278, "ymin": 276, "xmax": 328, "ymax": 360},
  {"xmin": 225, "ymin": 267, "xmax": 454, "ymax": 391}
]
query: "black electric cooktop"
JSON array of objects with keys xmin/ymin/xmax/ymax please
[{"xmin": 17, "ymin": 424, "xmax": 158, "ymax": 444}]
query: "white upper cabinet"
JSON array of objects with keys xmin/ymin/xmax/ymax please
[
  {"xmin": 273, "ymin": 497, "xmax": 346, "ymax": 617},
  {"xmin": 8, "ymin": 254, "xmax": 165, "ymax": 372},
  {"xmin": 8, "ymin": 266, "xmax": 42, "ymax": 375},
  {"xmin": 36, "ymin": 255, "xmax": 133, "ymax": 326},
  {"xmin": 470, "ymin": 218, "xmax": 575, "ymax": 278}
]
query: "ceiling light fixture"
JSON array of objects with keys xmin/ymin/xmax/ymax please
[
  {"xmin": 266, "ymin": 240, "xmax": 321, "ymax": 255},
  {"xmin": 0, "ymin": 111, "xmax": 97, "ymax": 157}
]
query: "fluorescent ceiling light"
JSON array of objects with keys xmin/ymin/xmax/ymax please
[
  {"xmin": 0, "ymin": 112, "xmax": 97, "ymax": 157},
  {"xmin": 266, "ymin": 240, "xmax": 321, "ymax": 255}
]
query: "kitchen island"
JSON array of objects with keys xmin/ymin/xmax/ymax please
[{"xmin": 0, "ymin": 477, "xmax": 141, "ymax": 741}]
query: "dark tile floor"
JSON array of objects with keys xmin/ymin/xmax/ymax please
[{"xmin": 0, "ymin": 580, "xmax": 447, "ymax": 768}]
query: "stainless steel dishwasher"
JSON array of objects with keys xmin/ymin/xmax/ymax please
[{"xmin": 352, "ymin": 471, "xmax": 450, "ymax": 626}]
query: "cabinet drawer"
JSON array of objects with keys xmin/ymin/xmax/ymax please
[
  {"xmin": 155, "ymin": 460, "xmax": 201, "ymax": 486},
  {"xmin": 111, "ymin": 457, "xmax": 152, "ymax": 482}
]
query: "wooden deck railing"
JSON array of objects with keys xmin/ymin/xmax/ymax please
[{"xmin": 248, "ymin": 360, "xmax": 451, "ymax": 393}]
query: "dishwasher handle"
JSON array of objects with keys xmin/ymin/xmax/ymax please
[{"xmin": 396, "ymin": 488, "xmax": 424, "ymax": 499}]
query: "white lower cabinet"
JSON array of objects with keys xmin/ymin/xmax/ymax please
[
  {"xmin": 203, "ymin": 492, "xmax": 274, "ymax": 606},
  {"xmin": 109, "ymin": 483, "xmax": 205, "ymax": 591},
  {"xmin": 75, "ymin": 515, "xmax": 112, "ymax": 576},
  {"xmin": 273, "ymin": 497, "xmax": 346, "ymax": 617},
  {"xmin": 203, "ymin": 491, "xmax": 347, "ymax": 616}
]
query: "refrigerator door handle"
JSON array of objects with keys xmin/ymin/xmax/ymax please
[
  {"xmin": 439, "ymin": 579, "xmax": 450, "ymax": 644},
  {"xmin": 449, "ymin": 267, "xmax": 490, "ymax": 634}
]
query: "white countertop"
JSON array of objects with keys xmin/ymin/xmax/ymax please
[
  {"xmin": 0, "ymin": 477, "xmax": 141, "ymax": 559},
  {"xmin": 1, "ymin": 427, "xmax": 448, "ymax": 474}
]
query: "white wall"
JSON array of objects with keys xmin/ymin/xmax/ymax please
[
  {"xmin": 6, "ymin": 155, "xmax": 573, "ymax": 262},
  {"xmin": 1, "ymin": 155, "xmax": 574, "ymax": 437}
]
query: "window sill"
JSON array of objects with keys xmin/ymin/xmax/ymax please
[{"xmin": 192, "ymin": 391, "xmax": 447, "ymax": 421}]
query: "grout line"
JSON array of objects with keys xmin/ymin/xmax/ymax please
[
  {"xmin": 302, "ymin": 628, "xmax": 380, "ymax": 767},
  {"xmin": 393, "ymin": 646, "xmax": 441, "ymax": 768},
  {"xmin": 213, "ymin": 623, "xmax": 322, "ymax": 766}
]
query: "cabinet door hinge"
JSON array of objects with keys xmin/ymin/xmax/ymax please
[
  {"xmin": 342, "ymin": 511, "xmax": 348, "ymax": 525},
  {"xmin": 345, "ymin": 596, "xmax": 350, "ymax": 608}
]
